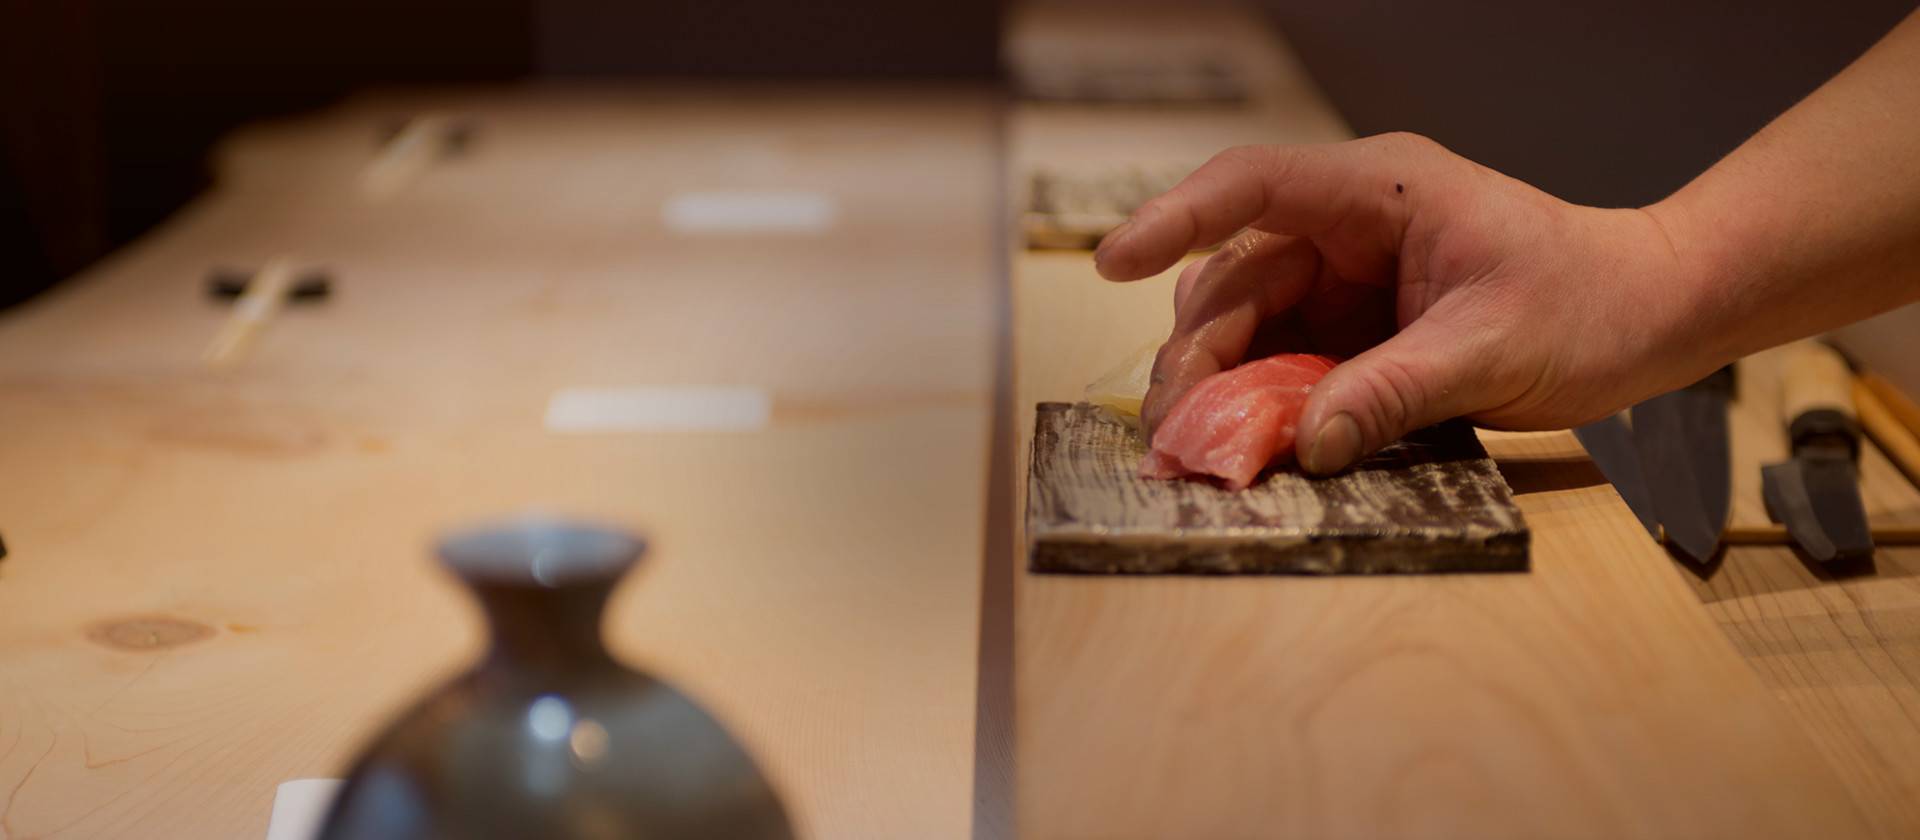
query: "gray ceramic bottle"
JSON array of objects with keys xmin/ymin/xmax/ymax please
[{"xmin": 318, "ymin": 517, "xmax": 794, "ymax": 839}]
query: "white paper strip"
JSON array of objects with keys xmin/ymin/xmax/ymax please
[
  {"xmin": 662, "ymin": 190, "xmax": 838, "ymax": 234},
  {"xmin": 544, "ymin": 386, "xmax": 772, "ymax": 433},
  {"xmin": 265, "ymin": 779, "xmax": 344, "ymax": 840}
]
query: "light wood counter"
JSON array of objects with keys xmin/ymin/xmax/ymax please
[
  {"xmin": 0, "ymin": 84, "xmax": 1000, "ymax": 839},
  {"xmin": 1681, "ymin": 345, "xmax": 1920, "ymax": 840},
  {"xmin": 1005, "ymin": 4, "xmax": 1882, "ymax": 838},
  {"xmin": 6, "ymin": 5, "xmax": 1920, "ymax": 839},
  {"xmin": 1010, "ymin": 251, "xmax": 1869, "ymax": 839}
]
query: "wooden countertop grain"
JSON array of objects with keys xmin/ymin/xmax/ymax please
[
  {"xmin": 1009, "ymin": 250, "xmax": 1872, "ymax": 839},
  {"xmin": 1004, "ymin": 3, "xmax": 1896, "ymax": 837},
  {"xmin": 0, "ymin": 84, "xmax": 1001, "ymax": 840}
]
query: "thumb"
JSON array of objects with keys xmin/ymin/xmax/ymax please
[{"xmin": 1295, "ymin": 321, "xmax": 1489, "ymax": 474}]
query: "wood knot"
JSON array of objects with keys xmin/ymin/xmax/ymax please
[{"xmin": 88, "ymin": 615, "xmax": 216, "ymax": 651}]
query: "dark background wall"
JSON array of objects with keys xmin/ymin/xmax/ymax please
[
  {"xmin": 0, "ymin": 0, "xmax": 999, "ymax": 310},
  {"xmin": 90, "ymin": 0, "xmax": 529, "ymax": 247},
  {"xmin": 0, "ymin": 0, "xmax": 529, "ymax": 309},
  {"xmin": 3, "ymin": 1, "xmax": 1913, "ymax": 310},
  {"xmin": 1263, "ymin": 0, "xmax": 1917, "ymax": 208},
  {"xmin": 535, "ymin": 0, "xmax": 999, "ymax": 77},
  {"xmin": 2, "ymin": 0, "xmax": 107, "ymax": 307}
]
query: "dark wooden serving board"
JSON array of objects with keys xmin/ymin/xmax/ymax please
[{"xmin": 1026, "ymin": 402, "xmax": 1530, "ymax": 574}]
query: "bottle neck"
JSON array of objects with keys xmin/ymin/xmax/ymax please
[{"xmin": 470, "ymin": 581, "xmax": 622, "ymax": 677}]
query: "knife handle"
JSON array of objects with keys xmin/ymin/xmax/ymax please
[
  {"xmin": 1780, "ymin": 341, "xmax": 1861, "ymax": 457},
  {"xmin": 1861, "ymin": 370, "xmax": 1920, "ymax": 442},
  {"xmin": 1857, "ymin": 378, "xmax": 1920, "ymax": 490}
]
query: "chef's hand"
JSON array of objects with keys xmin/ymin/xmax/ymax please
[
  {"xmin": 1098, "ymin": 8, "xmax": 1920, "ymax": 475},
  {"xmin": 1093, "ymin": 134, "xmax": 1720, "ymax": 474}
]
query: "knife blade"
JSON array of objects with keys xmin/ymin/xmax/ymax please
[
  {"xmin": 1631, "ymin": 366, "xmax": 1734, "ymax": 561},
  {"xmin": 1571, "ymin": 413, "xmax": 1659, "ymax": 538},
  {"xmin": 1762, "ymin": 342, "xmax": 1873, "ymax": 562}
]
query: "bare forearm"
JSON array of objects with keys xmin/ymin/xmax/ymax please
[{"xmin": 1651, "ymin": 7, "xmax": 1920, "ymax": 362}]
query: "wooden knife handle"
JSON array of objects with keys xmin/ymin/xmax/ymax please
[
  {"xmin": 1860, "ymin": 370, "xmax": 1920, "ymax": 441},
  {"xmin": 1780, "ymin": 341, "xmax": 1857, "ymax": 426},
  {"xmin": 1856, "ymin": 378, "xmax": 1920, "ymax": 491}
]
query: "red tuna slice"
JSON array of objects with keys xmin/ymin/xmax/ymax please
[{"xmin": 1138, "ymin": 353, "xmax": 1340, "ymax": 490}]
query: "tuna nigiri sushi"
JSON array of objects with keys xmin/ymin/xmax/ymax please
[{"xmin": 1138, "ymin": 353, "xmax": 1340, "ymax": 490}]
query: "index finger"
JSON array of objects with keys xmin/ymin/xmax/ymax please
[
  {"xmin": 1093, "ymin": 136, "xmax": 1431, "ymax": 283},
  {"xmin": 1141, "ymin": 232, "xmax": 1323, "ymax": 439}
]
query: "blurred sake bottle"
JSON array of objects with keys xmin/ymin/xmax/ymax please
[{"xmin": 318, "ymin": 517, "xmax": 793, "ymax": 840}]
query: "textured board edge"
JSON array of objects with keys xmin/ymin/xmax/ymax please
[
  {"xmin": 1026, "ymin": 401, "xmax": 1531, "ymax": 575},
  {"xmin": 1030, "ymin": 531, "xmax": 1531, "ymax": 574}
]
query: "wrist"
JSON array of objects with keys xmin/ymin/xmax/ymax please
[{"xmin": 1638, "ymin": 194, "xmax": 1750, "ymax": 367}]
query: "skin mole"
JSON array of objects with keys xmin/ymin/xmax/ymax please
[{"xmin": 1395, "ymin": 183, "xmax": 1405, "ymax": 194}]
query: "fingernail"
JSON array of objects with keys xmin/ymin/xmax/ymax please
[{"xmin": 1305, "ymin": 412, "xmax": 1362, "ymax": 474}]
